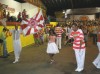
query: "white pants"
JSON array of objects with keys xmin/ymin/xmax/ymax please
[
  {"xmin": 74, "ymin": 49, "xmax": 86, "ymax": 69},
  {"xmin": 56, "ymin": 37, "xmax": 62, "ymax": 49},
  {"xmin": 93, "ymin": 42, "xmax": 100, "ymax": 68},
  {"xmin": 13, "ymin": 39, "xmax": 22, "ymax": 61}
]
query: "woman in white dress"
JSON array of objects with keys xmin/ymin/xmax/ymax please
[{"xmin": 47, "ymin": 29, "xmax": 59, "ymax": 64}]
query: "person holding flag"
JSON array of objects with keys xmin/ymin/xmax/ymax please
[{"xmin": 8, "ymin": 25, "xmax": 22, "ymax": 63}]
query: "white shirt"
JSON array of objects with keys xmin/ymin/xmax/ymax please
[{"xmin": 10, "ymin": 29, "xmax": 22, "ymax": 40}]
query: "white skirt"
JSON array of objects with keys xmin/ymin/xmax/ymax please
[{"xmin": 46, "ymin": 42, "xmax": 59, "ymax": 54}]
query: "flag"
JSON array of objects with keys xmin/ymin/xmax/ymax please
[
  {"xmin": 21, "ymin": 9, "xmax": 44, "ymax": 36},
  {"xmin": 32, "ymin": 9, "xmax": 44, "ymax": 27}
]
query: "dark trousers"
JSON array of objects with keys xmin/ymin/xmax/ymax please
[
  {"xmin": 3, "ymin": 42, "xmax": 8, "ymax": 57},
  {"xmin": 92, "ymin": 34, "xmax": 97, "ymax": 44}
]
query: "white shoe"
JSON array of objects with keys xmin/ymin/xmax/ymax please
[
  {"xmin": 97, "ymin": 66, "xmax": 100, "ymax": 69},
  {"xmin": 13, "ymin": 60, "xmax": 18, "ymax": 63},
  {"xmin": 50, "ymin": 60, "xmax": 55, "ymax": 64},
  {"xmin": 75, "ymin": 68, "xmax": 79, "ymax": 71},
  {"xmin": 93, "ymin": 62, "xmax": 97, "ymax": 68},
  {"xmin": 77, "ymin": 68, "xmax": 83, "ymax": 72}
]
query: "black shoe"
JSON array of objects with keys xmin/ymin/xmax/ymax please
[{"xmin": 1, "ymin": 56, "xmax": 8, "ymax": 58}]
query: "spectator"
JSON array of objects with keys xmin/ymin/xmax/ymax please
[
  {"xmin": 17, "ymin": 12, "xmax": 22, "ymax": 22},
  {"xmin": 0, "ymin": 28, "xmax": 9, "ymax": 58}
]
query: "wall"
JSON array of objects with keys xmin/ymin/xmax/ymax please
[
  {"xmin": 69, "ymin": 15, "xmax": 95, "ymax": 20},
  {"xmin": 21, "ymin": 3, "xmax": 38, "ymax": 18},
  {"xmin": 55, "ymin": 11, "xmax": 64, "ymax": 18},
  {"xmin": 0, "ymin": 0, "xmax": 21, "ymax": 17},
  {"xmin": 0, "ymin": 0, "xmax": 39, "ymax": 18}
]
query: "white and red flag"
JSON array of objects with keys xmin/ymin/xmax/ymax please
[{"xmin": 21, "ymin": 9, "xmax": 44, "ymax": 36}]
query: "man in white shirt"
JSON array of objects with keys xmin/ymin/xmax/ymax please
[{"xmin": 10, "ymin": 25, "xmax": 22, "ymax": 63}]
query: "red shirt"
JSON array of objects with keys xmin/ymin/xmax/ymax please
[{"xmin": 70, "ymin": 29, "xmax": 85, "ymax": 50}]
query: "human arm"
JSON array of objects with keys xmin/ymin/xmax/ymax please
[{"xmin": 79, "ymin": 29, "xmax": 85, "ymax": 48}]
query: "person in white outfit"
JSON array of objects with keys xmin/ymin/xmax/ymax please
[
  {"xmin": 47, "ymin": 29, "xmax": 59, "ymax": 64},
  {"xmin": 93, "ymin": 25, "xmax": 100, "ymax": 69},
  {"xmin": 9, "ymin": 25, "xmax": 22, "ymax": 63}
]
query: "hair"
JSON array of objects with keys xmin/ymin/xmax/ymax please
[
  {"xmin": 3, "ymin": 27, "xmax": 6, "ymax": 31},
  {"xmin": 56, "ymin": 23, "xmax": 60, "ymax": 27},
  {"xmin": 49, "ymin": 29, "xmax": 56, "ymax": 36},
  {"xmin": 72, "ymin": 23, "xmax": 78, "ymax": 27}
]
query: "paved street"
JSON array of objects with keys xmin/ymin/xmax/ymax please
[{"xmin": 0, "ymin": 38, "xmax": 100, "ymax": 74}]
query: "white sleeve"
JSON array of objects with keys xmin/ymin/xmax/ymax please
[
  {"xmin": 9, "ymin": 29, "xmax": 14, "ymax": 33},
  {"xmin": 19, "ymin": 28, "xmax": 23, "ymax": 34}
]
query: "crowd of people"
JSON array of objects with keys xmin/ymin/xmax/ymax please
[
  {"xmin": 33, "ymin": 28, "xmax": 44, "ymax": 46},
  {"xmin": 45, "ymin": 20, "xmax": 100, "ymax": 72},
  {"xmin": 0, "ymin": 20, "xmax": 100, "ymax": 72},
  {"xmin": 1, "ymin": 9, "xmax": 27, "ymax": 22}
]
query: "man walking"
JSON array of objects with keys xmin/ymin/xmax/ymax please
[
  {"xmin": 69, "ymin": 23, "xmax": 86, "ymax": 72},
  {"xmin": 9, "ymin": 25, "xmax": 22, "ymax": 63}
]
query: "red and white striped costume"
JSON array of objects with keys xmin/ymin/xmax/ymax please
[
  {"xmin": 70, "ymin": 29, "xmax": 86, "ymax": 71},
  {"xmin": 55, "ymin": 27, "xmax": 63, "ymax": 49},
  {"xmin": 70, "ymin": 29, "xmax": 85, "ymax": 50},
  {"xmin": 55, "ymin": 27, "xmax": 63, "ymax": 37}
]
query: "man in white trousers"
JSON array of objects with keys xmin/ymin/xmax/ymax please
[
  {"xmin": 55, "ymin": 24, "xmax": 63, "ymax": 49},
  {"xmin": 9, "ymin": 25, "xmax": 22, "ymax": 63},
  {"xmin": 93, "ymin": 25, "xmax": 100, "ymax": 69},
  {"xmin": 69, "ymin": 23, "xmax": 86, "ymax": 72}
]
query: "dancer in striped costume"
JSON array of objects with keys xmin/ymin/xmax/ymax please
[{"xmin": 69, "ymin": 23, "xmax": 86, "ymax": 72}]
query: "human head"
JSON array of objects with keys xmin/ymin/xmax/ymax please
[
  {"xmin": 72, "ymin": 23, "xmax": 78, "ymax": 31},
  {"xmin": 3, "ymin": 27, "xmax": 6, "ymax": 32},
  {"xmin": 15, "ymin": 25, "xmax": 18, "ymax": 30},
  {"xmin": 56, "ymin": 23, "xmax": 60, "ymax": 27},
  {"xmin": 19, "ymin": 12, "xmax": 21, "ymax": 14},
  {"xmin": 49, "ymin": 29, "xmax": 55, "ymax": 35},
  {"xmin": 23, "ymin": 9, "xmax": 26, "ymax": 12}
]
